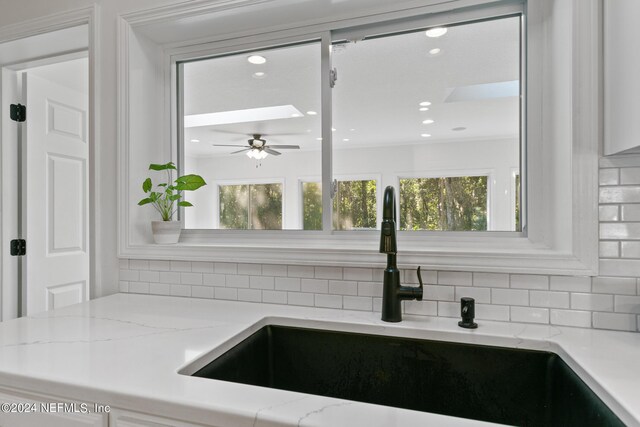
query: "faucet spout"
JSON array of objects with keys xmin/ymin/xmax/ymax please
[{"xmin": 379, "ymin": 186, "xmax": 424, "ymax": 322}]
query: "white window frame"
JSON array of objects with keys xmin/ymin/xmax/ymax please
[
  {"xmin": 117, "ymin": 0, "xmax": 600, "ymax": 276},
  {"xmin": 215, "ymin": 178, "xmax": 286, "ymax": 230}
]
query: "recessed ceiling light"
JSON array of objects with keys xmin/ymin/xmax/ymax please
[
  {"xmin": 306, "ymin": 111, "xmax": 317, "ymax": 115},
  {"xmin": 422, "ymin": 119, "xmax": 435, "ymax": 124},
  {"xmin": 252, "ymin": 71, "xmax": 266, "ymax": 79},
  {"xmin": 331, "ymin": 128, "xmax": 336, "ymax": 132},
  {"xmin": 316, "ymin": 137, "xmax": 323, "ymax": 141},
  {"xmin": 291, "ymin": 113, "xmax": 302, "ymax": 117},
  {"xmin": 452, "ymin": 126, "xmax": 467, "ymax": 131},
  {"xmin": 190, "ymin": 139, "xmax": 200, "ymax": 143},
  {"xmin": 429, "ymin": 48, "xmax": 441, "ymax": 56},
  {"xmin": 343, "ymin": 138, "xmax": 350, "ymax": 142},
  {"xmin": 421, "ymin": 133, "xmax": 431, "ymax": 138},
  {"xmin": 247, "ymin": 55, "xmax": 266, "ymax": 64},
  {"xmin": 419, "ymin": 107, "xmax": 429, "ymax": 111},
  {"xmin": 419, "ymin": 101, "xmax": 431, "ymax": 107},
  {"xmin": 426, "ymin": 27, "xmax": 448, "ymax": 38}
]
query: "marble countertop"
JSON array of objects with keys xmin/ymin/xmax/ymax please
[{"xmin": 0, "ymin": 294, "xmax": 639, "ymax": 426}]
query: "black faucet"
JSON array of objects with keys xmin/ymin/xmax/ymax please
[{"xmin": 380, "ymin": 186, "xmax": 424, "ymax": 322}]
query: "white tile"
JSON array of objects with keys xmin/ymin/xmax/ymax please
[
  {"xmin": 621, "ymin": 204, "xmax": 640, "ymax": 221},
  {"xmin": 621, "ymin": 241, "xmax": 640, "ymax": 258},
  {"xmin": 149, "ymin": 260, "xmax": 171, "ymax": 271},
  {"xmin": 226, "ymin": 275, "xmax": 250, "ymax": 288},
  {"xmin": 159, "ymin": 271, "xmax": 181, "ymax": 284},
  {"xmin": 140, "ymin": 270, "xmax": 160, "ymax": 283},
  {"xmin": 599, "ymin": 242, "xmax": 620, "ymax": 258},
  {"xmin": 406, "ymin": 269, "xmax": 436, "ymax": 284},
  {"xmin": 599, "ymin": 187, "xmax": 640, "ymax": 203},
  {"xmin": 215, "ymin": 287, "xmax": 237, "ymax": 300},
  {"xmin": 373, "ymin": 298, "xmax": 382, "ymax": 312},
  {"xmin": 287, "ymin": 265, "xmax": 315, "ymax": 278},
  {"xmin": 129, "ymin": 282, "xmax": 149, "ymax": 294},
  {"xmin": 202, "ymin": 273, "xmax": 225, "ymax": 287},
  {"xmin": 510, "ymin": 306, "xmax": 549, "ymax": 324},
  {"xmin": 620, "ymin": 167, "xmax": 640, "ymax": 184},
  {"xmin": 328, "ymin": 280, "xmax": 358, "ymax": 296},
  {"xmin": 550, "ymin": 309, "xmax": 592, "ymax": 328},
  {"xmin": 129, "ymin": 260, "xmax": 149, "ymax": 270},
  {"xmin": 550, "ymin": 276, "xmax": 591, "ymax": 292},
  {"xmin": 237, "ymin": 289, "xmax": 262, "ymax": 303},
  {"xmin": 170, "ymin": 284, "xmax": 191, "ymax": 297},
  {"xmin": 149, "ymin": 282, "xmax": 171, "ymax": 296},
  {"xmin": 315, "ymin": 294, "xmax": 342, "ymax": 308},
  {"xmin": 404, "ymin": 300, "xmax": 437, "ymax": 316},
  {"xmin": 263, "ymin": 290, "xmax": 287, "ymax": 304},
  {"xmin": 315, "ymin": 266, "xmax": 343, "ymax": 280},
  {"xmin": 191, "ymin": 262, "xmax": 214, "ymax": 273},
  {"xmin": 344, "ymin": 268, "xmax": 373, "ymax": 281},
  {"xmin": 475, "ymin": 304, "xmax": 510, "ymax": 321},
  {"xmin": 614, "ymin": 295, "xmax": 640, "ymax": 314},
  {"xmin": 170, "ymin": 261, "xmax": 191, "ymax": 272},
  {"xmin": 261, "ymin": 264, "xmax": 288, "ymax": 277},
  {"xmin": 473, "ymin": 272, "xmax": 509, "ymax": 288},
  {"xmin": 529, "ymin": 291, "xmax": 570, "ymax": 308},
  {"xmin": 592, "ymin": 277, "xmax": 636, "ymax": 295},
  {"xmin": 571, "ymin": 293, "xmax": 614, "ymax": 311},
  {"xmin": 118, "ymin": 259, "xmax": 129, "ymax": 269},
  {"xmin": 275, "ymin": 277, "xmax": 300, "ymax": 292},
  {"xmin": 119, "ymin": 270, "xmax": 139, "ymax": 282},
  {"xmin": 424, "ymin": 285, "xmax": 455, "ymax": 301},
  {"xmin": 181, "ymin": 272, "xmax": 203, "ymax": 285},
  {"xmin": 238, "ymin": 263, "xmax": 262, "ymax": 275},
  {"xmin": 287, "ymin": 292, "xmax": 314, "ymax": 306},
  {"xmin": 599, "ymin": 205, "xmax": 619, "ymax": 222},
  {"xmin": 250, "ymin": 276, "xmax": 275, "ymax": 290},
  {"xmin": 510, "ymin": 275, "xmax": 548, "ymax": 290},
  {"xmin": 593, "ymin": 312, "xmax": 636, "ymax": 331},
  {"xmin": 492, "ymin": 289, "xmax": 528, "ymax": 306},
  {"xmin": 438, "ymin": 271, "xmax": 472, "ymax": 286},
  {"xmin": 357, "ymin": 282, "xmax": 382, "ymax": 298},
  {"xmin": 191, "ymin": 286, "xmax": 214, "ymax": 299},
  {"xmin": 455, "ymin": 287, "xmax": 491, "ymax": 303},
  {"xmin": 438, "ymin": 301, "xmax": 459, "ymax": 317},
  {"xmin": 119, "ymin": 281, "xmax": 129, "ymax": 292},
  {"xmin": 343, "ymin": 296, "xmax": 373, "ymax": 311},
  {"xmin": 600, "ymin": 223, "xmax": 640, "ymax": 240},
  {"xmin": 301, "ymin": 278, "xmax": 328, "ymax": 293},
  {"xmin": 600, "ymin": 259, "xmax": 640, "ymax": 276},
  {"xmin": 214, "ymin": 262, "xmax": 237, "ymax": 274},
  {"xmin": 599, "ymin": 168, "xmax": 619, "ymax": 185}
]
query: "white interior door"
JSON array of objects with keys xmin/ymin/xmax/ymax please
[{"xmin": 23, "ymin": 71, "xmax": 89, "ymax": 315}]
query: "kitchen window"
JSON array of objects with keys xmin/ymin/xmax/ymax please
[{"xmin": 218, "ymin": 183, "xmax": 283, "ymax": 230}]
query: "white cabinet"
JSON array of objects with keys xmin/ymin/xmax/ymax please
[
  {"xmin": 0, "ymin": 388, "xmax": 107, "ymax": 427},
  {"xmin": 604, "ymin": 0, "xmax": 640, "ymax": 155},
  {"xmin": 109, "ymin": 409, "xmax": 207, "ymax": 427}
]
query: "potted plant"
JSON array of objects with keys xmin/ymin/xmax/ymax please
[{"xmin": 138, "ymin": 162, "xmax": 206, "ymax": 244}]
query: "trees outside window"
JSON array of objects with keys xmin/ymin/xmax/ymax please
[
  {"xmin": 302, "ymin": 180, "xmax": 377, "ymax": 230},
  {"xmin": 219, "ymin": 183, "xmax": 282, "ymax": 229}
]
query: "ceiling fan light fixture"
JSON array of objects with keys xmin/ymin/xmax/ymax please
[{"xmin": 246, "ymin": 149, "xmax": 268, "ymax": 160}]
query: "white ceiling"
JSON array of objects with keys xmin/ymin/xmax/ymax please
[{"xmin": 183, "ymin": 16, "xmax": 520, "ymax": 157}]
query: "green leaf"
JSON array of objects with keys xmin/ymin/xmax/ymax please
[
  {"xmin": 148, "ymin": 162, "xmax": 177, "ymax": 171},
  {"xmin": 169, "ymin": 194, "xmax": 180, "ymax": 201},
  {"xmin": 175, "ymin": 174, "xmax": 207, "ymax": 191},
  {"xmin": 178, "ymin": 201, "xmax": 193, "ymax": 207},
  {"xmin": 157, "ymin": 183, "xmax": 167, "ymax": 187},
  {"xmin": 142, "ymin": 178, "xmax": 152, "ymax": 193},
  {"xmin": 150, "ymin": 192, "xmax": 160, "ymax": 202},
  {"xmin": 138, "ymin": 198, "xmax": 152, "ymax": 206}
]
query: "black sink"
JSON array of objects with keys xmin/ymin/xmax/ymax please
[{"xmin": 192, "ymin": 325, "xmax": 623, "ymax": 426}]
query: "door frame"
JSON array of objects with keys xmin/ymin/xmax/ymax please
[{"xmin": 0, "ymin": 6, "xmax": 99, "ymax": 320}]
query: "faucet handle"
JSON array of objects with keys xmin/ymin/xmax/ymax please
[{"xmin": 415, "ymin": 266, "xmax": 424, "ymax": 301}]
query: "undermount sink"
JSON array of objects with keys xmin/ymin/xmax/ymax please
[{"xmin": 186, "ymin": 324, "xmax": 623, "ymax": 426}]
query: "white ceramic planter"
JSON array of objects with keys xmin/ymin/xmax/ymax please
[{"xmin": 151, "ymin": 221, "xmax": 182, "ymax": 244}]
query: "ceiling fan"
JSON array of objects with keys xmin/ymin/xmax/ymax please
[{"xmin": 212, "ymin": 134, "xmax": 300, "ymax": 159}]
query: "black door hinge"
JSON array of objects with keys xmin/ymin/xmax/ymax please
[
  {"xmin": 10, "ymin": 239, "xmax": 26, "ymax": 256},
  {"xmin": 10, "ymin": 104, "xmax": 26, "ymax": 122}
]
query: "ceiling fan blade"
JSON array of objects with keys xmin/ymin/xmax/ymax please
[
  {"xmin": 230, "ymin": 148, "xmax": 251, "ymax": 154},
  {"xmin": 212, "ymin": 144, "xmax": 248, "ymax": 147},
  {"xmin": 263, "ymin": 148, "xmax": 282, "ymax": 156},
  {"xmin": 267, "ymin": 145, "xmax": 300, "ymax": 149},
  {"xmin": 260, "ymin": 132, "xmax": 305, "ymax": 137}
]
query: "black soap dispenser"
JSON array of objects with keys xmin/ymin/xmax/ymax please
[{"xmin": 458, "ymin": 297, "xmax": 478, "ymax": 329}]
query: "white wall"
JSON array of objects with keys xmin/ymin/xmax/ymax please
[{"xmin": 185, "ymin": 138, "xmax": 519, "ymax": 231}]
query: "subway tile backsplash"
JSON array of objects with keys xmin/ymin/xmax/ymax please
[{"xmin": 119, "ymin": 156, "xmax": 640, "ymax": 333}]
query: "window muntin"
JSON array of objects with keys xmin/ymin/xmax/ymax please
[
  {"xmin": 180, "ymin": 15, "xmax": 522, "ymax": 233},
  {"xmin": 219, "ymin": 183, "xmax": 283, "ymax": 230}
]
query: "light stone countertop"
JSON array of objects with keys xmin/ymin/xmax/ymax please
[{"xmin": 0, "ymin": 293, "xmax": 639, "ymax": 426}]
